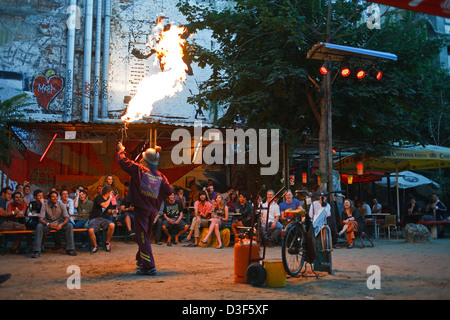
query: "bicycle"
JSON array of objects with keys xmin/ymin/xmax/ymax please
[{"xmin": 281, "ymin": 197, "xmax": 333, "ymax": 277}]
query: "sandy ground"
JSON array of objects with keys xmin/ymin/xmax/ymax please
[{"xmin": 0, "ymin": 234, "xmax": 449, "ymax": 302}]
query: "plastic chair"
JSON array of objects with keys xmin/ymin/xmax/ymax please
[
  {"xmin": 363, "ymin": 216, "xmax": 375, "ymax": 236},
  {"xmin": 378, "ymin": 215, "xmax": 398, "ymax": 239}
]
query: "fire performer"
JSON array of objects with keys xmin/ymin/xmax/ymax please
[{"xmin": 116, "ymin": 142, "xmax": 173, "ymax": 275}]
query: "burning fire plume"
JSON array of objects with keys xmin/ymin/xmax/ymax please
[{"xmin": 122, "ymin": 17, "xmax": 191, "ymax": 123}]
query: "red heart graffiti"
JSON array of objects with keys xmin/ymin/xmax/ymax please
[{"xmin": 32, "ymin": 75, "xmax": 64, "ymax": 110}]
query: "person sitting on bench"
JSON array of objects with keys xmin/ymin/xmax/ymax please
[
  {"xmin": 162, "ymin": 192, "xmax": 189, "ymax": 245},
  {"xmin": 201, "ymin": 193, "xmax": 229, "ymax": 249},
  {"xmin": 0, "ymin": 187, "xmax": 26, "ymax": 253},
  {"xmin": 231, "ymin": 193, "xmax": 253, "ymax": 237},
  {"xmin": 87, "ymin": 186, "xmax": 116, "ymax": 253},
  {"xmin": 32, "ymin": 190, "xmax": 77, "ymax": 258}
]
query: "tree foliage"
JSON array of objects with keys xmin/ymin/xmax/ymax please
[
  {"xmin": 177, "ymin": 0, "xmax": 450, "ymax": 154},
  {"xmin": 0, "ymin": 93, "xmax": 30, "ymax": 166}
]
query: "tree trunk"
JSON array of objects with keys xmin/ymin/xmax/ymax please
[
  {"xmin": 319, "ymin": 72, "xmax": 328, "ymax": 191},
  {"xmin": 326, "ymin": 67, "xmax": 333, "ymax": 194}
]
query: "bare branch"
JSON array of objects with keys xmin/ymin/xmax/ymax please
[
  {"xmin": 330, "ymin": 2, "xmax": 366, "ymax": 39},
  {"xmin": 305, "ymin": 84, "xmax": 321, "ymax": 125}
]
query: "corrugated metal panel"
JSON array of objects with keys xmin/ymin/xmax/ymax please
[
  {"xmin": 307, "ymin": 42, "xmax": 398, "ymax": 62},
  {"xmin": 9, "ymin": 117, "xmax": 217, "ymax": 130}
]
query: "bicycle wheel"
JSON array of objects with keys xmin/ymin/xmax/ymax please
[
  {"xmin": 320, "ymin": 226, "xmax": 333, "ymax": 274},
  {"xmin": 281, "ymin": 222, "xmax": 305, "ymax": 277}
]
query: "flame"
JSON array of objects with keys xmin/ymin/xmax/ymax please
[{"xmin": 122, "ymin": 19, "xmax": 189, "ymax": 122}]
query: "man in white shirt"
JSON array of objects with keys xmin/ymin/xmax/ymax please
[
  {"xmin": 260, "ymin": 189, "xmax": 282, "ymax": 246},
  {"xmin": 361, "ymin": 201, "xmax": 372, "ymax": 215},
  {"xmin": 372, "ymin": 198, "xmax": 382, "ymax": 213},
  {"xmin": 60, "ymin": 189, "xmax": 75, "ymax": 224}
]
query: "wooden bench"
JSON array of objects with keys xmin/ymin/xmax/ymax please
[
  {"xmin": 0, "ymin": 228, "xmax": 88, "ymax": 255},
  {"xmin": 417, "ymin": 220, "xmax": 450, "ymax": 239},
  {"xmin": 114, "ymin": 221, "xmax": 132, "ymax": 243}
]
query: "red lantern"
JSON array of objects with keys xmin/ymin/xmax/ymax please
[
  {"xmin": 356, "ymin": 161, "xmax": 364, "ymax": 175},
  {"xmin": 302, "ymin": 172, "xmax": 307, "ymax": 184}
]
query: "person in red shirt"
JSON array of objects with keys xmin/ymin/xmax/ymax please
[
  {"xmin": 6, "ymin": 192, "xmax": 28, "ymax": 253},
  {"xmin": 182, "ymin": 191, "xmax": 212, "ymax": 246},
  {"xmin": 1, "ymin": 188, "xmax": 26, "ymax": 253},
  {"xmin": 7, "ymin": 192, "xmax": 28, "ymax": 217}
]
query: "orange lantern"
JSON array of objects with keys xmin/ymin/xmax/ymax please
[
  {"xmin": 302, "ymin": 172, "xmax": 307, "ymax": 184},
  {"xmin": 348, "ymin": 175, "xmax": 353, "ymax": 184}
]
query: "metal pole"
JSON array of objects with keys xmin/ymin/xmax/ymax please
[
  {"xmin": 92, "ymin": 0, "xmax": 103, "ymax": 122},
  {"xmin": 82, "ymin": 0, "xmax": 94, "ymax": 122},
  {"xmin": 101, "ymin": 0, "xmax": 111, "ymax": 119},
  {"xmin": 396, "ymin": 165, "xmax": 400, "ymax": 222},
  {"xmin": 63, "ymin": 0, "xmax": 77, "ymax": 122}
]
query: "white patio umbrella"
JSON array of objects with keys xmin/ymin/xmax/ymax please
[
  {"xmin": 376, "ymin": 171, "xmax": 440, "ymax": 190},
  {"xmin": 375, "ymin": 171, "xmax": 440, "ymax": 216}
]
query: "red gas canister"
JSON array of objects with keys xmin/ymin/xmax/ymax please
[{"xmin": 234, "ymin": 238, "xmax": 260, "ymax": 283}]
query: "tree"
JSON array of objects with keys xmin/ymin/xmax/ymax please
[
  {"xmin": 0, "ymin": 93, "xmax": 30, "ymax": 166},
  {"xmin": 178, "ymin": 0, "xmax": 450, "ymax": 188}
]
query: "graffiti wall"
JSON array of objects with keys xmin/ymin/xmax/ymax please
[
  {"xmin": 0, "ymin": 0, "xmax": 230, "ymax": 195},
  {"xmin": 0, "ymin": 0, "xmax": 223, "ymax": 123},
  {"xmin": 0, "ymin": 1, "xmax": 70, "ymax": 120}
]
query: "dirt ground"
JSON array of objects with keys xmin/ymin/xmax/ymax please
[{"xmin": 0, "ymin": 235, "xmax": 449, "ymax": 302}]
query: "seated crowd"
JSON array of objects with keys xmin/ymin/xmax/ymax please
[
  {"xmin": 0, "ymin": 179, "xmax": 255, "ymax": 255},
  {"xmin": 0, "ymin": 176, "xmax": 306, "ymax": 255},
  {"xmin": 1, "ymin": 179, "xmax": 447, "ymax": 256}
]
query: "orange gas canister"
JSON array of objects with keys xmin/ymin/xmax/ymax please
[{"xmin": 234, "ymin": 238, "xmax": 260, "ymax": 283}]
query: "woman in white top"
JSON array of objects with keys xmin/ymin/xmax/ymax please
[{"xmin": 308, "ymin": 193, "xmax": 331, "ymax": 221}]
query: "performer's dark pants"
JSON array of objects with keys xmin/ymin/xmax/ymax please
[{"xmin": 134, "ymin": 207, "xmax": 156, "ymax": 269}]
